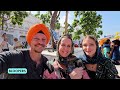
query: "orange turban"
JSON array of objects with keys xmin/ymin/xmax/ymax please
[
  {"xmin": 26, "ymin": 23, "xmax": 51, "ymax": 45},
  {"xmin": 99, "ymin": 38, "xmax": 109, "ymax": 46}
]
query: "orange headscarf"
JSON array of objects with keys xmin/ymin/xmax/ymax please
[{"xmin": 26, "ymin": 23, "xmax": 51, "ymax": 45}]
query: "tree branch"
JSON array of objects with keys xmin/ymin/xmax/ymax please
[
  {"xmin": 56, "ymin": 11, "xmax": 60, "ymax": 19},
  {"xmin": 49, "ymin": 11, "xmax": 52, "ymax": 16}
]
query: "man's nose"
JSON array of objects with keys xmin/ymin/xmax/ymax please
[{"xmin": 37, "ymin": 39, "xmax": 43, "ymax": 44}]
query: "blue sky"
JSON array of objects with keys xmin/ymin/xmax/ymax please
[
  {"xmin": 97, "ymin": 11, "xmax": 120, "ymax": 38},
  {"xmin": 31, "ymin": 11, "xmax": 120, "ymax": 38}
]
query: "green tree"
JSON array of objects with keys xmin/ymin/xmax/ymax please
[
  {"xmin": 34, "ymin": 11, "xmax": 61, "ymax": 50},
  {"xmin": 35, "ymin": 11, "xmax": 51, "ymax": 24},
  {"xmin": 34, "ymin": 11, "xmax": 61, "ymax": 30},
  {"xmin": 72, "ymin": 11, "xmax": 103, "ymax": 40},
  {"xmin": 0, "ymin": 11, "xmax": 28, "ymax": 30},
  {"xmin": 49, "ymin": 11, "xmax": 61, "ymax": 50}
]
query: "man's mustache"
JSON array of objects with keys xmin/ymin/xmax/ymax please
[{"xmin": 35, "ymin": 44, "xmax": 45, "ymax": 47}]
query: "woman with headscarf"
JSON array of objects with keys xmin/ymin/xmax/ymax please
[
  {"xmin": 79, "ymin": 35, "xmax": 119, "ymax": 79},
  {"xmin": 44, "ymin": 34, "xmax": 89, "ymax": 79}
]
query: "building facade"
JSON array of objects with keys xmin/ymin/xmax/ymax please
[{"xmin": 0, "ymin": 13, "xmax": 42, "ymax": 46}]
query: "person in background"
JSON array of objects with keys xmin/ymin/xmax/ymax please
[
  {"xmin": 0, "ymin": 23, "xmax": 53, "ymax": 79},
  {"xmin": 102, "ymin": 39, "xmax": 111, "ymax": 59},
  {"xmin": 79, "ymin": 35, "xmax": 119, "ymax": 79},
  {"xmin": 0, "ymin": 33, "xmax": 9, "ymax": 51},
  {"xmin": 13, "ymin": 38, "xmax": 23, "ymax": 50},
  {"xmin": 110, "ymin": 39, "xmax": 120, "ymax": 65},
  {"xmin": 44, "ymin": 34, "xmax": 90, "ymax": 79}
]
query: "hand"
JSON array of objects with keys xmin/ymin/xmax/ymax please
[
  {"xmin": 52, "ymin": 60, "xmax": 60, "ymax": 70},
  {"xmin": 43, "ymin": 70, "xmax": 58, "ymax": 79},
  {"xmin": 69, "ymin": 67, "xmax": 84, "ymax": 79},
  {"xmin": 82, "ymin": 70, "xmax": 90, "ymax": 79}
]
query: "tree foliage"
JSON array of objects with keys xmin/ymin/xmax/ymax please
[
  {"xmin": 34, "ymin": 11, "xmax": 61, "ymax": 50},
  {"xmin": 72, "ymin": 11, "xmax": 103, "ymax": 40},
  {"xmin": 34, "ymin": 11, "xmax": 61, "ymax": 30},
  {"xmin": 0, "ymin": 11, "xmax": 28, "ymax": 30}
]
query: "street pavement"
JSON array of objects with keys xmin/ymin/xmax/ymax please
[
  {"xmin": 42, "ymin": 47, "xmax": 120, "ymax": 77},
  {"xmin": 42, "ymin": 49, "xmax": 57, "ymax": 60}
]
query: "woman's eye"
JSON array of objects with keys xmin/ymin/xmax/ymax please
[{"xmin": 67, "ymin": 45, "xmax": 70, "ymax": 47}]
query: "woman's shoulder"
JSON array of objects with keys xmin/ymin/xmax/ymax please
[
  {"xmin": 98, "ymin": 58, "xmax": 118, "ymax": 76},
  {"xmin": 100, "ymin": 58, "xmax": 118, "ymax": 71},
  {"xmin": 104, "ymin": 59, "xmax": 114, "ymax": 67},
  {"xmin": 99, "ymin": 57, "xmax": 112, "ymax": 65}
]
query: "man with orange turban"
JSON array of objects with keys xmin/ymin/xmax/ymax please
[
  {"xmin": 0, "ymin": 23, "xmax": 54, "ymax": 79},
  {"xmin": 26, "ymin": 23, "xmax": 50, "ymax": 45}
]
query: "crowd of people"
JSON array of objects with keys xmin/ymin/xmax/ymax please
[
  {"xmin": 0, "ymin": 23, "xmax": 119, "ymax": 79},
  {"xmin": 99, "ymin": 37, "xmax": 120, "ymax": 65}
]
